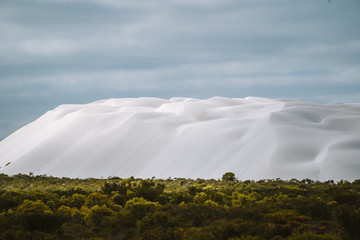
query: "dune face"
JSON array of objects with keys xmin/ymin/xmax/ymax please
[{"xmin": 0, "ymin": 97, "xmax": 359, "ymax": 181}]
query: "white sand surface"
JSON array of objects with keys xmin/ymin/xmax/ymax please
[{"xmin": 0, "ymin": 97, "xmax": 359, "ymax": 180}]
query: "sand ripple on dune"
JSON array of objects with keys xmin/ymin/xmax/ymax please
[{"xmin": 0, "ymin": 97, "xmax": 359, "ymax": 180}]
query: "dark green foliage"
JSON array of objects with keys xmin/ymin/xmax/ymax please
[
  {"xmin": 0, "ymin": 191, "xmax": 24, "ymax": 211},
  {"xmin": 0, "ymin": 173, "xmax": 358, "ymax": 239},
  {"xmin": 335, "ymin": 205, "xmax": 360, "ymax": 240},
  {"xmin": 222, "ymin": 172, "xmax": 236, "ymax": 182}
]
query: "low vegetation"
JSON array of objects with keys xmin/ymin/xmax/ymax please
[{"xmin": 0, "ymin": 173, "xmax": 359, "ymax": 240}]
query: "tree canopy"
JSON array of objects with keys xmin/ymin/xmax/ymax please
[{"xmin": 0, "ymin": 173, "xmax": 359, "ymax": 239}]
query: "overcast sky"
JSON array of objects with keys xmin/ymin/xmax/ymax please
[{"xmin": 0, "ymin": 0, "xmax": 360, "ymax": 140}]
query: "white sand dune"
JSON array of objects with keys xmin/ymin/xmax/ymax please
[{"xmin": 0, "ymin": 97, "xmax": 359, "ymax": 180}]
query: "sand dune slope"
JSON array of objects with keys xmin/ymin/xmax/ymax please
[{"xmin": 0, "ymin": 97, "xmax": 359, "ymax": 180}]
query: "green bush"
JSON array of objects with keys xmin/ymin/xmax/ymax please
[{"xmin": 0, "ymin": 173, "xmax": 357, "ymax": 239}]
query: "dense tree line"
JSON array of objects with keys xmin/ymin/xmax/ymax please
[{"xmin": 0, "ymin": 173, "xmax": 359, "ymax": 240}]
